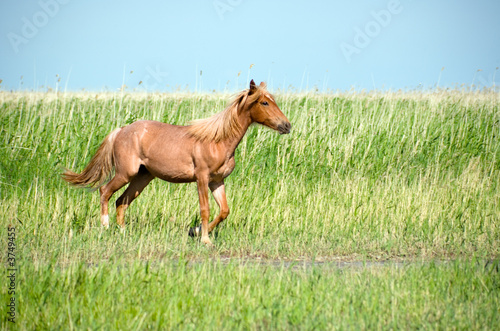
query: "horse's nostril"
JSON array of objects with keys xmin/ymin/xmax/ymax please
[{"xmin": 278, "ymin": 122, "xmax": 291, "ymax": 134}]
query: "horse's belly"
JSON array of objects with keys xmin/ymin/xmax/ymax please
[
  {"xmin": 134, "ymin": 122, "xmax": 196, "ymax": 183},
  {"xmin": 144, "ymin": 158, "xmax": 195, "ymax": 183}
]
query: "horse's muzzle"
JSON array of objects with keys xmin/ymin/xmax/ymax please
[{"xmin": 277, "ymin": 122, "xmax": 291, "ymax": 134}]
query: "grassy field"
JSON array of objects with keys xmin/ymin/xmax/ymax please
[
  {"xmin": 1, "ymin": 90, "xmax": 499, "ymax": 329},
  {"xmin": 6, "ymin": 259, "xmax": 500, "ymax": 330}
]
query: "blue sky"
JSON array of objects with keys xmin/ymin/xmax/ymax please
[{"xmin": 1, "ymin": 0, "xmax": 499, "ymax": 92}]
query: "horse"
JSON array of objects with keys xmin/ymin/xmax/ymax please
[{"xmin": 62, "ymin": 80, "xmax": 291, "ymax": 245}]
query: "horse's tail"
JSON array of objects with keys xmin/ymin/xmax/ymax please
[{"xmin": 62, "ymin": 128, "xmax": 122, "ymax": 188}]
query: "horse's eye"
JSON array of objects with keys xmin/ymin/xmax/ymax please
[{"xmin": 261, "ymin": 101, "xmax": 269, "ymax": 106}]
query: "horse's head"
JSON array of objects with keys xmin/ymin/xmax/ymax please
[{"xmin": 246, "ymin": 80, "xmax": 291, "ymax": 134}]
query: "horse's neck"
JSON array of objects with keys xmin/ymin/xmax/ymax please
[{"xmin": 221, "ymin": 111, "xmax": 252, "ymax": 154}]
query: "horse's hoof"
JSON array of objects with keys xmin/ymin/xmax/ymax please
[
  {"xmin": 201, "ymin": 236, "xmax": 213, "ymax": 246},
  {"xmin": 188, "ymin": 226, "xmax": 201, "ymax": 237}
]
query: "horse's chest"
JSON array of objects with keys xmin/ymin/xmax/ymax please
[{"xmin": 212, "ymin": 156, "xmax": 235, "ymax": 181}]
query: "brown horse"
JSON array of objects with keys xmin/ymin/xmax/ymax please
[{"xmin": 62, "ymin": 80, "xmax": 291, "ymax": 245}]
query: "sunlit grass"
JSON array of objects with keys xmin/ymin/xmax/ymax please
[
  {"xmin": 1, "ymin": 90, "xmax": 498, "ymax": 262},
  {"xmin": 1, "ymin": 90, "xmax": 499, "ymax": 328}
]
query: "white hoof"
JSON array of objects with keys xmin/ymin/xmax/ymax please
[
  {"xmin": 188, "ymin": 225, "xmax": 202, "ymax": 237},
  {"xmin": 101, "ymin": 215, "xmax": 109, "ymax": 228}
]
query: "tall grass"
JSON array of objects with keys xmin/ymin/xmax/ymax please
[
  {"xmin": 1, "ymin": 90, "xmax": 498, "ymax": 262},
  {"xmin": 1, "ymin": 90, "xmax": 499, "ymax": 329}
]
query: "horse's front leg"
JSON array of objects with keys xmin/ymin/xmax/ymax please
[
  {"xmin": 196, "ymin": 177, "xmax": 212, "ymax": 246},
  {"xmin": 208, "ymin": 181, "xmax": 229, "ymax": 232}
]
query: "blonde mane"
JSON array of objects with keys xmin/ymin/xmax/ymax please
[{"xmin": 187, "ymin": 87, "xmax": 263, "ymax": 142}]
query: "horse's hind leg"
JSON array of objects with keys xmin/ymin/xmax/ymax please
[
  {"xmin": 115, "ymin": 169, "xmax": 154, "ymax": 227},
  {"xmin": 99, "ymin": 174, "xmax": 129, "ymax": 227}
]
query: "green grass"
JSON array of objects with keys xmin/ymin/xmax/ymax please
[
  {"xmin": 1, "ymin": 90, "xmax": 499, "ymax": 329},
  {"xmin": 4, "ymin": 259, "xmax": 500, "ymax": 330},
  {"xmin": 1, "ymin": 90, "xmax": 498, "ymax": 261}
]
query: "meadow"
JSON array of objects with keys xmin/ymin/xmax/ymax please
[{"xmin": 1, "ymin": 90, "xmax": 499, "ymax": 329}]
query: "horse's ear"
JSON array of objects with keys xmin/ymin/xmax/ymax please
[
  {"xmin": 259, "ymin": 81, "xmax": 267, "ymax": 89},
  {"xmin": 249, "ymin": 79, "xmax": 257, "ymax": 94}
]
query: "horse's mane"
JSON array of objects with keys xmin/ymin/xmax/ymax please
[{"xmin": 187, "ymin": 86, "xmax": 263, "ymax": 143}]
